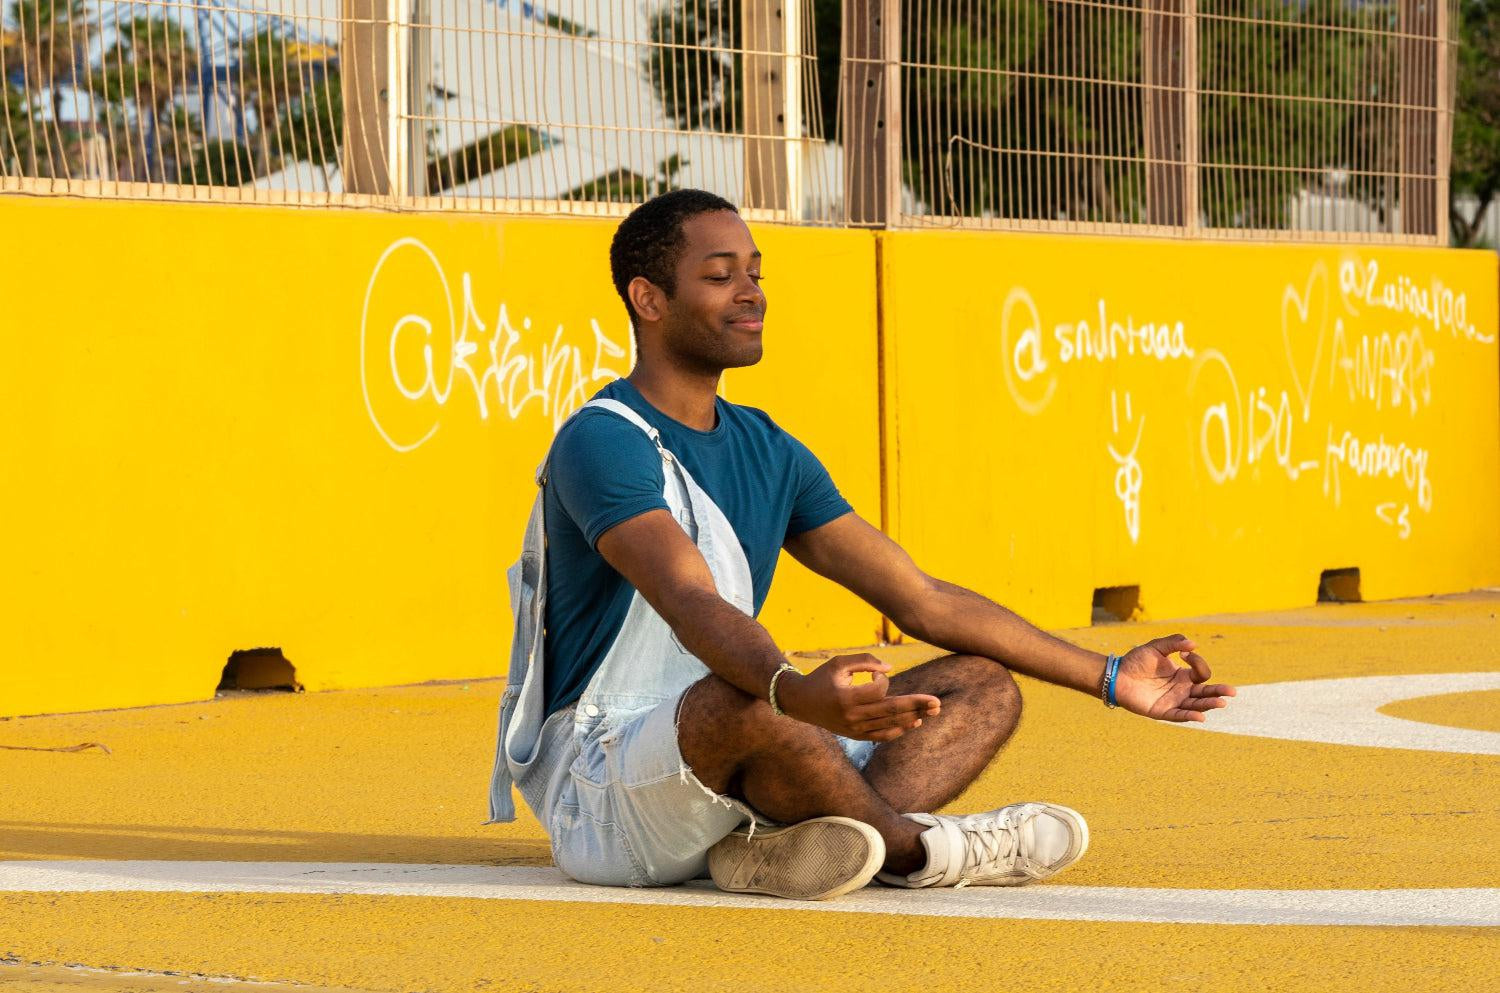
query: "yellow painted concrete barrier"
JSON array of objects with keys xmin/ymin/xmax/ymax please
[
  {"xmin": 879, "ymin": 232, "xmax": 1500, "ymax": 630},
  {"xmin": 0, "ymin": 199, "xmax": 881, "ymax": 718},
  {"xmin": 5, "ymin": 198, "xmax": 1497, "ymax": 719}
]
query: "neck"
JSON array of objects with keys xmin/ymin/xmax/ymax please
[{"xmin": 627, "ymin": 356, "xmax": 721, "ymax": 431}]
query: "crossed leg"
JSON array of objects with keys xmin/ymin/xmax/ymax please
[{"xmin": 676, "ymin": 654, "xmax": 1022, "ymax": 876}]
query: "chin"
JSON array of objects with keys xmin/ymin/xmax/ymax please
[{"xmin": 724, "ymin": 344, "xmax": 763, "ymax": 369}]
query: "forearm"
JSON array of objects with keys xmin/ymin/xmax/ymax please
[
  {"xmin": 905, "ymin": 579, "xmax": 1107, "ymax": 695},
  {"xmin": 658, "ymin": 587, "xmax": 791, "ymax": 702}
]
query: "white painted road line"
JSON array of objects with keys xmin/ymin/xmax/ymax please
[
  {"xmin": 1191, "ymin": 672, "xmax": 1500, "ymax": 754},
  {"xmin": 1, "ymin": 862, "xmax": 1496, "ymax": 927}
]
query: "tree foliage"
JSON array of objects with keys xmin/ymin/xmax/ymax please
[
  {"xmin": 643, "ymin": 0, "xmax": 1420, "ymax": 227},
  {"xmin": 1451, "ymin": 0, "xmax": 1500, "ymax": 245},
  {"xmin": 1, "ymin": 7, "xmax": 345, "ymax": 186}
]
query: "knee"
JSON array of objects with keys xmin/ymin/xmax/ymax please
[
  {"xmin": 681, "ymin": 673, "xmax": 822, "ymax": 751},
  {"xmin": 678, "ymin": 674, "xmax": 777, "ymax": 755},
  {"xmin": 682, "ymin": 673, "xmax": 764, "ymax": 725},
  {"xmin": 943, "ymin": 655, "xmax": 1022, "ymax": 726}
]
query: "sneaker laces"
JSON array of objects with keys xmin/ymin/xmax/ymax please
[{"xmin": 954, "ymin": 811, "xmax": 1022, "ymax": 888}]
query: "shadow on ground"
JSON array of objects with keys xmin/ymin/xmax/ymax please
[{"xmin": 0, "ymin": 821, "xmax": 550, "ymax": 865}]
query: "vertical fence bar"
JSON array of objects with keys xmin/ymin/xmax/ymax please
[
  {"xmin": 743, "ymin": 0, "xmax": 788, "ymax": 210},
  {"xmin": 882, "ymin": 0, "xmax": 902, "ymax": 225},
  {"xmin": 783, "ymin": 0, "xmax": 804, "ymax": 219},
  {"xmin": 409, "ymin": 0, "xmax": 431, "ymax": 198},
  {"xmin": 385, "ymin": 0, "xmax": 412, "ymax": 199},
  {"xmin": 1434, "ymin": 0, "xmax": 1451, "ymax": 243},
  {"xmin": 1143, "ymin": 0, "xmax": 1186, "ymax": 227},
  {"xmin": 1399, "ymin": 0, "xmax": 1438, "ymax": 237},
  {"xmin": 841, "ymin": 0, "xmax": 902, "ymax": 226},
  {"xmin": 841, "ymin": 0, "xmax": 883, "ymax": 224},
  {"xmin": 1183, "ymin": 0, "xmax": 1200, "ymax": 234},
  {"xmin": 342, "ymin": 0, "xmax": 390, "ymax": 194}
]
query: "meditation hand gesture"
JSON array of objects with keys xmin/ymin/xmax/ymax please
[
  {"xmin": 779, "ymin": 653, "xmax": 941, "ymax": 742},
  {"xmin": 1112, "ymin": 634, "xmax": 1236, "ymax": 722}
]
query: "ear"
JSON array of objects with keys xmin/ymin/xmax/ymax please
[{"xmin": 628, "ymin": 276, "xmax": 666, "ymax": 324}]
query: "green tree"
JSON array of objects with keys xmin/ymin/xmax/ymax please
[
  {"xmin": 646, "ymin": 0, "xmax": 738, "ymax": 133},
  {"xmin": 2, "ymin": 78, "xmax": 42, "ymax": 174},
  {"xmin": 274, "ymin": 65, "xmax": 343, "ymax": 190},
  {"xmin": 643, "ymin": 0, "xmax": 1407, "ymax": 228},
  {"xmin": 235, "ymin": 27, "xmax": 303, "ymax": 176},
  {"xmin": 1451, "ymin": 0, "xmax": 1500, "ymax": 246},
  {"xmin": 5, "ymin": 0, "xmax": 88, "ymax": 176},
  {"xmin": 89, "ymin": 16, "xmax": 199, "ymax": 182},
  {"xmin": 182, "ymin": 136, "xmax": 256, "ymax": 185},
  {"xmin": 1197, "ymin": 0, "xmax": 1393, "ymax": 229}
]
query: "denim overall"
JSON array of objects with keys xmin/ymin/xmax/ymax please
[{"xmin": 486, "ymin": 398, "xmax": 765, "ymax": 885}]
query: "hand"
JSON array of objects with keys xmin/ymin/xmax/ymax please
[
  {"xmin": 778, "ymin": 653, "xmax": 941, "ymax": 742},
  {"xmin": 1112, "ymin": 634, "xmax": 1236, "ymax": 723}
]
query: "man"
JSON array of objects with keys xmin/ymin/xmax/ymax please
[{"xmin": 488, "ymin": 189, "xmax": 1235, "ymax": 901}]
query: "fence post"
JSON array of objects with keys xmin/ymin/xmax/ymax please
[
  {"xmin": 742, "ymin": 0, "xmax": 802, "ymax": 215},
  {"xmin": 1434, "ymin": 0, "xmax": 1451, "ymax": 244},
  {"xmin": 341, "ymin": 0, "xmax": 388, "ymax": 195},
  {"xmin": 409, "ymin": 0, "xmax": 431, "ymax": 198},
  {"xmin": 1142, "ymin": 0, "xmax": 1185, "ymax": 228},
  {"xmin": 340, "ymin": 0, "xmax": 426, "ymax": 198},
  {"xmin": 1183, "ymin": 0, "xmax": 1199, "ymax": 233},
  {"xmin": 841, "ymin": 0, "xmax": 901, "ymax": 226},
  {"xmin": 1399, "ymin": 0, "xmax": 1440, "ymax": 238}
]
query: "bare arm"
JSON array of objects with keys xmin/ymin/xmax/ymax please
[
  {"xmin": 595, "ymin": 510, "xmax": 941, "ymax": 740},
  {"xmin": 786, "ymin": 513, "xmax": 1105, "ymax": 692},
  {"xmin": 786, "ymin": 513, "xmax": 1234, "ymax": 720}
]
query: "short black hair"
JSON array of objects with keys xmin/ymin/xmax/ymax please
[{"xmin": 610, "ymin": 189, "xmax": 739, "ymax": 331}]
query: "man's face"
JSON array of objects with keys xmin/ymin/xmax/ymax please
[{"xmin": 655, "ymin": 210, "xmax": 767, "ymax": 372}]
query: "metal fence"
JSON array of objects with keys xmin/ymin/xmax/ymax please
[{"xmin": 0, "ymin": 0, "xmax": 1460, "ymax": 241}]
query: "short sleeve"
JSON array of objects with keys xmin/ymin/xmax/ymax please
[
  {"xmin": 548, "ymin": 410, "xmax": 669, "ymax": 548},
  {"xmin": 784, "ymin": 434, "xmax": 853, "ymax": 539}
]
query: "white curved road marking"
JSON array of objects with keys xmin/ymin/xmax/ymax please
[
  {"xmin": 1193, "ymin": 672, "xmax": 1500, "ymax": 754},
  {"xmin": 0, "ymin": 861, "xmax": 1495, "ymax": 927}
]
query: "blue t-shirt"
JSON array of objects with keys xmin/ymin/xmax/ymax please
[{"xmin": 541, "ymin": 378, "xmax": 852, "ymax": 716}]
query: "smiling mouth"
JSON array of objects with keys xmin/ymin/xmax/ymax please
[{"xmin": 727, "ymin": 315, "xmax": 764, "ymax": 330}]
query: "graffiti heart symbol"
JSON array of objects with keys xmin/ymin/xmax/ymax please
[{"xmin": 1281, "ymin": 262, "xmax": 1328, "ymax": 423}]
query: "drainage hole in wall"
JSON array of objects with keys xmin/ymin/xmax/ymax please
[
  {"xmin": 1092, "ymin": 585, "xmax": 1143, "ymax": 624},
  {"xmin": 218, "ymin": 649, "xmax": 302, "ymax": 694},
  {"xmin": 1318, "ymin": 568, "xmax": 1362, "ymax": 604}
]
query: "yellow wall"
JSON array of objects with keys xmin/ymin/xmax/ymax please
[
  {"xmin": 880, "ymin": 232, "xmax": 1500, "ymax": 630},
  {"xmin": 0, "ymin": 199, "xmax": 881, "ymax": 718},
  {"xmin": 2, "ymin": 198, "xmax": 1496, "ymax": 719}
]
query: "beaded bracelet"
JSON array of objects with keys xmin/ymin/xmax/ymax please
[
  {"xmin": 1101, "ymin": 654, "xmax": 1123, "ymax": 709},
  {"xmin": 769, "ymin": 662, "xmax": 799, "ymax": 716}
]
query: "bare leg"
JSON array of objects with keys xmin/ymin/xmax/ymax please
[
  {"xmin": 676, "ymin": 674, "xmax": 927, "ymax": 874},
  {"xmin": 860, "ymin": 654, "xmax": 1023, "ymax": 815}
]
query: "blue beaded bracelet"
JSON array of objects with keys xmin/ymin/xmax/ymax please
[{"xmin": 1101, "ymin": 654, "xmax": 1122, "ymax": 709}]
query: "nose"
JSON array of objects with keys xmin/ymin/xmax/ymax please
[{"xmin": 735, "ymin": 273, "xmax": 764, "ymax": 307}]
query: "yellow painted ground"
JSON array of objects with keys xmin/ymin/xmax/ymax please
[
  {"xmin": 1381, "ymin": 688, "xmax": 1500, "ymax": 733},
  {"xmin": 2, "ymin": 591, "xmax": 1498, "ymax": 992}
]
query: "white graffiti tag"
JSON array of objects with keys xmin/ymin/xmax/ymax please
[
  {"xmin": 1338, "ymin": 257, "xmax": 1494, "ymax": 344},
  {"xmin": 1189, "ymin": 349, "xmax": 1320, "ymax": 485},
  {"xmin": 1000, "ymin": 287, "xmax": 1194, "ymax": 417},
  {"xmin": 360, "ymin": 237, "xmax": 632, "ymax": 452}
]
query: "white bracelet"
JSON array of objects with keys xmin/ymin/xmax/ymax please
[{"xmin": 768, "ymin": 662, "xmax": 799, "ymax": 716}]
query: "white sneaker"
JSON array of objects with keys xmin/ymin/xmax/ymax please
[
  {"xmin": 708, "ymin": 815, "xmax": 886, "ymax": 901},
  {"xmin": 876, "ymin": 802, "xmax": 1089, "ymax": 888}
]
